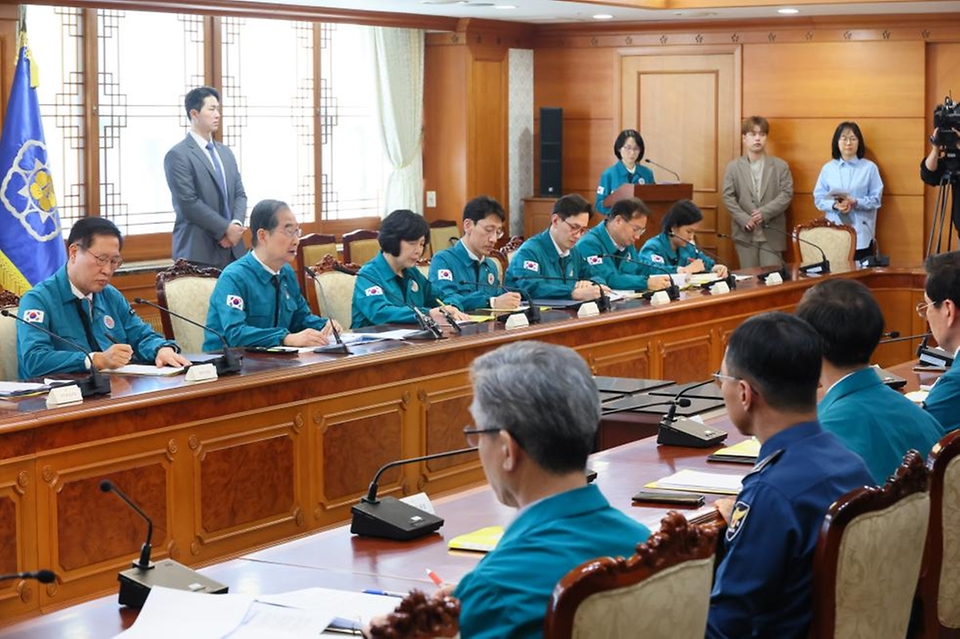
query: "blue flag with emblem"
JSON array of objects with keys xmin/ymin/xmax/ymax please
[{"xmin": 0, "ymin": 31, "xmax": 66, "ymax": 297}]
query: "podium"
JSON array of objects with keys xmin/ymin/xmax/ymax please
[{"xmin": 602, "ymin": 183, "xmax": 693, "ymax": 239}]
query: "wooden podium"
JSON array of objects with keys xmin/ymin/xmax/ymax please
[{"xmin": 602, "ymin": 183, "xmax": 693, "ymax": 237}]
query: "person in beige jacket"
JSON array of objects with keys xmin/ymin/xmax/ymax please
[{"xmin": 722, "ymin": 116, "xmax": 794, "ymax": 268}]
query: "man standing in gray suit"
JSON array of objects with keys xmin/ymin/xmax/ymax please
[
  {"xmin": 722, "ymin": 116, "xmax": 794, "ymax": 268},
  {"xmin": 164, "ymin": 86, "xmax": 248, "ymax": 269}
]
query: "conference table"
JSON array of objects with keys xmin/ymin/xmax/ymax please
[{"xmin": 0, "ymin": 263, "xmax": 931, "ymax": 625}]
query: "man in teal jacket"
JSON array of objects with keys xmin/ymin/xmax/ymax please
[
  {"xmin": 204, "ymin": 199, "xmax": 337, "ymax": 350},
  {"xmin": 796, "ymin": 279, "xmax": 941, "ymax": 482},
  {"xmin": 576, "ymin": 197, "xmax": 673, "ymax": 292},
  {"xmin": 921, "ymin": 250, "xmax": 960, "ymax": 433},
  {"xmin": 17, "ymin": 217, "xmax": 189, "ymax": 378},
  {"xmin": 504, "ymin": 194, "xmax": 607, "ymax": 300}
]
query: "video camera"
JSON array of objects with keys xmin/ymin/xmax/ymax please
[{"xmin": 933, "ymin": 96, "xmax": 960, "ymax": 147}]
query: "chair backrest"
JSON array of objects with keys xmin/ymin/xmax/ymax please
[
  {"xmin": 312, "ymin": 255, "xmax": 359, "ymax": 331},
  {"xmin": 156, "ymin": 259, "xmax": 221, "ymax": 353},
  {"xmin": 0, "ymin": 289, "xmax": 21, "ymax": 381},
  {"xmin": 792, "ymin": 218, "xmax": 856, "ymax": 267},
  {"xmin": 429, "ymin": 220, "xmax": 460, "ymax": 259},
  {"xmin": 919, "ymin": 430, "xmax": 960, "ymax": 634},
  {"xmin": 366, "ymin": 589, "xmax": 460, "ymax": 639},
  {"xmin": 297, "ymin": 232, "xmax": 337, "ymax": 292},
  {"xmin": 342, "ymin": 228, "xmax": 381, "ymax": 266},
  {"xmin": 544, "ymin": 511, "xmax": 718, "ymax": 639},
  {"xmin": 501, "ymin": 236, "xmax": 524, "ymax": 264},
  {"xmin": 811, "ymin": 450, "xmax": 931, "ymax": 639},
  {"xmin": 416, "ymin": 259, "xmax": 431, "ymax": 279},
  {"xmin": 489, "ymin": 251, "xmax": 506, "ymax": 285}
]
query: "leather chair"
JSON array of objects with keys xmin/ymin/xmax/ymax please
[
  {"xmin": 342, "ymin": 228, "xmax": 381, "ymax": 266},
  {"xmin": 543, "ymin": 511, "xmax": 718, "ymax": 639},
  {"xmin": 429, "ymin": 220, "xmax": 460, "ymax": 259},
  {"xmin": 0, "ymin": 288, "xmax": 21, "ymax": 381},
  {"xmin": 811, "ymin": 450, "xmax": 931, "ymax": 639},
  {"xmin": 917, "ymin": 430, "xmax": 960, "ymax": 638},
  {"xmin": 366, "ymin": 589, "xmax": 460, "ymax": 639},
  {"xmin": 155, "ymin": 259, "xmax": 221, "ymax": 353},
  {"xmin": 311, "ymin": 255, "xmax": 359, "ymax": 331},
  {"xmin": 791, "ymin": 218, "xmax": 856, "ymax": 268}
]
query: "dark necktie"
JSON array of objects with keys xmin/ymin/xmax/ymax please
[
  {"xmin": 559, "ymin": 255, "xmax": 569, "ymax": 282},
  {"xmin": 473, "ymin": 260, "xmax": 481, "ymax": 282},
  {"xmin": 75, "ymin": 297, "xmax": 99, "ymax": 352},
  {"xmin": 205, "ymin": 141, "xmax": 230, "ymax": 219},
  {"xmin": 272, "ymin": 275, "xmax": 281, "ymax": 327}
]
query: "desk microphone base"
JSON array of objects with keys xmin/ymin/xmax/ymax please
[
  {"xmin": 657, "ymin": 417, "xmax": 728, "ymax": 448},
  {"xmin": 351, "ymin": 496, "xmax": 444, "ymax": 541},
  {"xmin": 118, "ymin": 558, "xmax": 228, "ymax": 608}
]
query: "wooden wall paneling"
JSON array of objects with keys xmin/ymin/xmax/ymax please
[
  {"xmin": 924, "ymin": 42, "xmax": 960, "ymax": 253},
  {"xmin": 0, "ymin": 456, "xmax": 39, "ymax": 622},
  {"xmin": 468, "ymin": 55, "xmax": 508, "ymax": 207},
  {"xmin": 557, "ymin": 119, "xmax": 616, "ymax": 194},
  {"xmin": 417, "ymin": 375, "xmax": 484, "ymax": 488},
  {"xmin": 112, "ymin": 269, "xmax": 165, "ymax": 335},
  {"xmin": 424, "ymin": 39, "xmax": 469, "ymax": 220},
  {"xmin": 656, "ymin": 331, "xmax": 716, "ymax": 383},
  {"xmin": 871, "ymin": 287, "xmax": 922, "ymax": 367},
  {"xmin": 578, "ymin": 335, "xmax": 652, "ymax": 379}
]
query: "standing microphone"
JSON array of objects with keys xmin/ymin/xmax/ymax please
[
  {"xmin": 602, "ymin": 396, "xmax": 691, "ymax": 417},
  {"xmin": 762, "ymin": 224, "xmax": 830, "ymax": 273},
  {"xmin": 595, "ymin": 254, "xmax": 681, "ymax": 300},
  {"xmin": 657, "ymin": 379, "xmax": 728, "ymax": 448},
  {"xmin": 351, "ymin": 447, "xmax": 479, "ymax": 541},
  {"xmin": 644, "ymin": 158, "xmax": 681, "ymax": 182},
  {"xmin": 100, "ymin": 479, "xmax": 153, "ymax": 570},
  {"xmin": 514, "ymin": 274, "xmax": 608, "ymax": 311},
  {"xmin": 0, "ymin": 570, "xmax": 57, "ymax": 584},
  {"xmin": 457, "ymin": 280, "xmax": 541, "ymax": 324},
  {"xmin": 716, "ymin": 233, "xmax": 790, "ymax": 282},
  {"xmin": 1, "ymin": 309, "xmax": 111, "ymax": 397},
  {"xmin": 132, "ymin": 298, "xmax": 241, "ymax": 375},
  {"xmin": 666, "ymin": 233, "xmax": 736, "ymax": 289},
  {"xmin": 303, "ymin": 266, "xmax": 350, "ymax": 354},
  {"xmin": 433, "ymin": 300, "xmax": 463, "ymax": 334},
  {"xmin": 917, "ymin": 335, "xmax": 954, "ymax": 368},
  {"xmin": 332, "ymin": 263, "xmax": 442, "ymax": 339}
]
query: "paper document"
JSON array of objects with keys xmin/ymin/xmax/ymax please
[
  {"xmin": 905, "ymin": 389, "xmax": 929, "ymax": 405},
  {"xmin": 226, "ymin": 602, "xmax": 333, "ymax": 638},
  {"xmin": 105, "ymin": 364, "xmax": 185, "ymax": 376},
  {"xmin": 115, "ymin": 586, "xmax": 254, "ymax": 638},
  {"xmin": 256, "ymin": 587, "xmax": 400, "ymax": 631},
  {"xmin": 646, "ymin": 469, "xmax": 745, "ymax": 495},
  {"xmin": 827, "ymin": 188, "xmax": 850, "ymax": 200},
  {"xmin": 689, "ymin": 273, "xmax": 719, "ymax": 286},
  {"xmin": 711, "ymin": 439, "xmax": 761, "ymax": 458},
  {"xmin": 0, "ymin": 381, "xmax": 51, "ymax": 398},
  {"xmin": 350, "ymin": 328, "xmax": 423, "ymax": 340},
  {"xmin": 447, "ymin": 526, "xmax": 504, "ymax": 552}
]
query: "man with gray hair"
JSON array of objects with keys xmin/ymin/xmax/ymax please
[{"xmin": 448, "ymin": 341, "xmax": 651, "ymax": 639}]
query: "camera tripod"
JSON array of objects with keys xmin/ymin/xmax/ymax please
[{"xmin": 926, "ymin": 156, "xmax": 959, "ymax": 257}]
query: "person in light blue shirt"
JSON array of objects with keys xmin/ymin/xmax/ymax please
[
  {"xmin": 575, "ymin": 197, "xmax": 673, "ymax": 292},
  {"xmin": 595, "ymin": 129, "xmax": 655, "ymax": 215},
  {"xmin": 638, "ymin": 199, "xmax": 729, "ymax": 277},
  {"xmin": 813, "ymin": 121, "xmax": 884, "ymax": 260},
  {"xmin": 351, "ymin": 209, "xmax": 470, "ymax": 329},
  {"xmin": 796, "ymin": 279, "xmax": 941, "ymax": 483},
  {"xmin": 920, "ymin": 250, "xmax": 960, "ymax": 434}
]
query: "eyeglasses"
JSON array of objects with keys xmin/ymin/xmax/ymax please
[
  {"xmin": 839, "ymin": 136, "xmax": 859, "ymax": 143},
  {"xmin": 462, "ymin": 425, "xmax": 502, "ymax": 447},
  {"xmin": 562, "ymin": 219, "xmax": 588, "ymax": 237},
  {"xmin": 478, "ymin": 225, "xmax": 505, "ymax": 240},
  {"xmin": 79, "ymin": 246, "xmax": 123, "ymax": 269},
  {"xmin": 278, "ymin": 226, "xmax": 303, "ymax": 239},
  {"xmin": 713, "ymin": 371, "xmax": 738, "ymax": 388},
  {"xmin": 627, "ymin": 222, "xmax": 646, "ymax": 237},
  {"xmin": 620, "ymin": 145, "xmax": 641, "ymax": 153},
  {"xmin": 916, "ymin": 300, "xmax": 940, "ymax": 319}
]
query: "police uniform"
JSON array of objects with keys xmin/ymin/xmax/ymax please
[
  {"xmin": 428, "ymin": 240, "xmax": 504, "ymax": 312},
  {"xmin": 819, "ymin": 367, "xmax": 942, "ymax": 483},
  {"xmin": 595, "ymin": 160, "xmax": 655, "ymax": 215},
  {"xmin": 203, "ymin": 251, "xmax": 328, "ymax": 351},
  {"xmin": 639, "ymin": 232, "xmax": 715, "ymax": 274},
  {"xmin": 923, "ymin": 355, "xmax": 960, "ymax": 434},
  {"xmin": 351, "ymin": 252, "xmax": 437, "ymax": 329},
  {"xmin": 707, "ymin": 420, "xmax": 873, "ymax": 638},
  {"xmin": 504, "ymin": 229, "xmax": 590, "ymax": 299},
  {"xmin": 17, "ymin": 265, "xmax": 178, "ymax": 379},
  {"xmin": 576, "ymin": 222, "xmax": 666, "ymax": 291}
]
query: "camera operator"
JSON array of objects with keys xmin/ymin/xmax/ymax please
[{"xmin": 922, "ymin": 123, "xmax": 960, "ymax": 241}]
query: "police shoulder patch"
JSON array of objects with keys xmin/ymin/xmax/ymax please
[{"xmin": 725, "ymin": 501, "xmax": 751, "ymax": 542}]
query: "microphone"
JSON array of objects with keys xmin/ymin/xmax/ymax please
[
  {"xmin": 879, "ymin": 331, "xmax": 933, "ymax": 345},
  {"xmin": 433, "ymin": 301, "xmax": 463, "ymax": 334},
  {"xmin": 716, "ymin": 233, "xmax": 790, "ymax": 282},
  {"xmin": 601, "ymin": 396, "xmax": 691, "ymax": 417},
  {"xmin": 457, "ymin": 280, "xmax": 541, "ymax": 324},
  {"xmin": 332, "ymin": 263, "xmax": 442, "ymax": 339},
  {"xmin": 132, "ymin": 298, "xmax": 242, "ymax": 375},
  {"xmin": 575, "ymin": 261, "xmax": 613, "ymax": 312},
  {"xmin": 917, "ymin": 335, "xmax": 955, "ymax": 368},
  {"xmin": 644, "ymin": 158, "xmax": 681, "ymax": 182},
  {"xmin": 762, "ymin": 224, "xmax": 830, "ymax": 274},
  {"xmin": 351, "ymin": 446, "xmax": 479, "ymax": 541},
  {"xmin": 592, "ymin": 254, "xmax": 680, "ymax": 301},
  {"xmin": 513, "ymin": 273, "xmax": 609, "ymax": 310},
  {"xmin": 1, "ymin": 308, "xmax": 111, "ymax": 397},
  {"xmin": 0, "ymin": 569, "xmax": 56, "ymax": 584},
  {"xmin": 303, "ymin": 266, "xmax": 350, "ymax": 354},
  {"xmin": 99, "ymin": 478, "xmax": 228, "ymax": 607},
  {"xmin": 657, "ymin": 379, "xmax": 728, "ymax": 447},
  {"xmin": 666, "ymin": 233, "xmax": 736, "ymax": 290}
]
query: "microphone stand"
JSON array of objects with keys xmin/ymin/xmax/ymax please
[
  {"xmin": 667, "ymin": 232, "xmax": 736, "ymax": 289},
  {"xmin": 762, "ymin": 224, "xmax": 830, "ymax": 273},
  {"xmin": 457, "ymin": 280, "xmax": 540, "ymax": 324},
  {"xmin": 303, "ymin": 266, "xmax": 350, "ymax": 354},
  {"xmin": 644, "ymin": 158, "xmax": 681, "ymax": 182},
  {"xmin": 132, "ymin": 298, "xmax": 242, "ymax": 375}
]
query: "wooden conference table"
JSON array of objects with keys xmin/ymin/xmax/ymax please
[{"xmin": 0, "ymin": 263, "xmax": 931, "ymax": 625}]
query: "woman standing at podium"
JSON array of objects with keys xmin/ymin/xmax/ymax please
[
  {"xmin": 639, "ymin": 199, "xmax": 729, "ymax": 277},
  {"xmin": 595, "ymin": 129, "xmax": 655, "ymax": 215}
]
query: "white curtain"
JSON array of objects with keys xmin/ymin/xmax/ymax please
[{"xmin": 365, "ymin": 27, "xmax": 424, "ymax": 217}]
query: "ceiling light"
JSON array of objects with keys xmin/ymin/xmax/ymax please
[
  {"xmin": 778, "ymin": 8, "xmax": 800, "ymax": 14},
  {"xmin": 593, "ymin": 14, "xmax": 614, "ymax": 20}
]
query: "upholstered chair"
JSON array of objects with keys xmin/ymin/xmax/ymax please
[
  {"xmin": 792, "ymin": 218, "xmax": 856, "ymax": 267},
  {"xmin": 155, "ymin": 259, "xmax": 221, "ymax": 353},
  {"xmin": 311, "ymin": 254, "xmax": 359, "ymax": 331},
  {"xmin": 0, "ymin": 288, "xmax": 21, "ymax": 381}
]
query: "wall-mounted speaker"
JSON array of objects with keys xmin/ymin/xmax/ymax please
[{"xmin": 540, "ymin": 107, "xmax": 562, "ymax": 197}]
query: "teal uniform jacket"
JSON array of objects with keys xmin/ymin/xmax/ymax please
[
  {"xmin": 576, "ymin": 222, "xmax": 664, "ymax": 291},
  {"xmin": 819, "ymin": 367, "xmax": 942, "ymax": 484},
  {"xmin": 923, "ymin": 362, "xmax": 960, "ymax": 434},
  {"xmin": 453, "ymin": 484, "xmax": 650, "ymax": 639},
  {"xmin": 639, "ymin": 232, "xmax": 715, "ymax": 273},
  {"xmin": 17, "ymin": 265, "xmax": 177, "ymax": 378},
  {"xmin": 707, "ymin": 421, "xmax": 873, "ymax": 638},
  {"xmin": 504, "ymin": 229, "xmax": 591, "ymax": 299},
  {"xmin": 595, "ymin": 160, "xmax": 655, "ymax": 215},
  {"xmin": 428, "ymin": 240, "xmax": 504, "ymax": 312},
  {"xmin": 351, "ymin": 252, "xmax": 437, "ymax": 328},
  {"xmin": 203, "ymin": 251, "xmax": 327, "ymax": 351}
]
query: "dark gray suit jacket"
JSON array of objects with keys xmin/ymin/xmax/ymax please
[
  {"xmin": 721, "ymin": 155, "xmax": 794, "ymax": 251},
  {"xmin": 164, "ymin": 135, "xmax": 248, "ymax": 268}
]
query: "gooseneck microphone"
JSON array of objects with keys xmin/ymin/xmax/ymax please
[
  {"xmin": 644, "ymin": 158, "xmax": 681, "ymax": 182},
  {"xmin": 100, "ymin": 479, "xmax": 153, "ymax": 570},
  {"xmin": 666, "ymin": 233, "xmax": 736, "ymax": 290},
  {"xmin": 1, "ymin": 308, "xmax": 111, "ymax": 397},
  {"xmin": 303, "ymin": 267, "xmax": 350, "ymax": 354},
  {"xmin": 0, "ymin": 570, "xmax": 56, "ymax": 584},
  {"xmin": 762, "ymin": 224, "xmax": 830, "ymax": 273},
  {"xmin": 515, "ymin": 273, "xmax": 609, "ymax": 312},
  {"xmin": 458, "ymin": 280, "xmax": 541, "ymax": 324},
  {"xmin": 132, "ymin": 298, "xmax": 242, "ymax": 375},
  {"xmin": 352, "ymin": 447, "xmax": 479, "ymax": 541},
  {"xmin": 333, "ymin": 263, "xmax": 442, "ymax": 339},
  {"xmin": 592, "ymin": 254, "xmax": 681, "ymax": 301},
  {"xmin": 601, "ymin": 396, "xmax": 691, "ymax": 417},
  {"xmin": 716, "ymin": 233, "xmax": 790, "ymax": 282},
  {"xmin": 657, "ymin": 379, "xmax": 728, "ymax": 448}
]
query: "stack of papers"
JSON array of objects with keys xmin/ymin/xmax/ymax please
[
  {"xmin": 0, "ymin": 381, "xmax": 53, "ymax": 398},
  {"xmin": 645, "ymin": 469, "xmax": 745, "ymax": 495},
  {"xmin": 707, "ymin": 438, "xmax": 761, "ymax": 464},
  {"xmin": 105, "ymin": 364, "xmax": 185, "ymax": 376}
]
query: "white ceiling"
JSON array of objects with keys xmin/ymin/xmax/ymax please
[{"xmin": 236, "ymin": 0, "xmax": 960, "ymax": 24}]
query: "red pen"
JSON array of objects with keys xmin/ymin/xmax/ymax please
[{"xmin": 426, "ymin": 568, "xmax": 443, "ymax": 588}]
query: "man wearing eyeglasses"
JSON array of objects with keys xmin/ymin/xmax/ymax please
[
  {"xmin": 448, "ymin": 341, "xmax": 650, "ymax": 639},
  {"xmin": 428, "ymin": 196, "xmax": 521, "ymax": 312},
  {"xmin": 575, "ymin": 197, "xmax": 673, "ymax": 292},
  {"xmin": 920, "ymin": 250, "xmax": 960, "ymax": 433},
  {"xmin": 203, "ymin": 199, "xmax": 339, "ymax": 350},
  {"xmin": 17, "ymin": 217, "xmax": 190, "ymax": 378},
  {"xmin": 504, "ymin": 193, "xmax": 609, "ymax": 300}
]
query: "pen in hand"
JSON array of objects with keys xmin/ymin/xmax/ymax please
[{"xmin": 426, "ymin": 568, "xmax": 444, "ymax": 589}]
